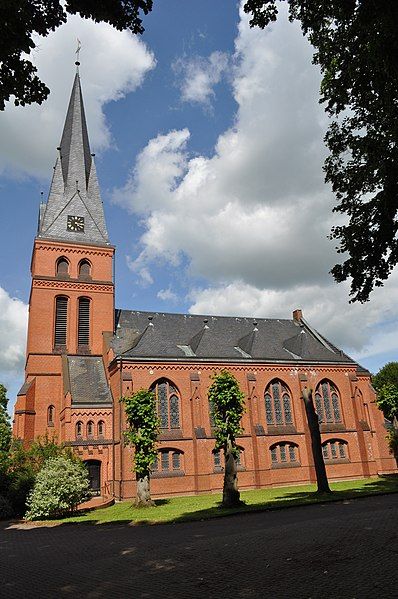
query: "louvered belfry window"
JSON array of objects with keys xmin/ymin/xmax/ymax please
[
  {"xmin": 54, "ymin": 296, "xmax": 68, "ymax": 346},
  {"xmin": 78, "ymin": 297, "xmax": 90, "ymax": 346}
]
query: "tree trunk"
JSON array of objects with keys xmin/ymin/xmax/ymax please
[
  {"xmin": 135, "ymin": 472, "xmax": 155, "ymax": 507},
  {"xmin": 302, "ymin": 387, "xmax": 331, "ymax": 494},
  {"xmin": 222, "ymin": 438, "xmax": 242, "ymax": 508}
]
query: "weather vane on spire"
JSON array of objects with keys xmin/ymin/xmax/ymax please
[{"xmin": 75, "ymin": 39, "xmax": 82, "ymax": 66}]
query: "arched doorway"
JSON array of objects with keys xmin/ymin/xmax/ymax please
[{"xmin": 84, "ymin": 460, "xmax": 101, "ymax": 496}]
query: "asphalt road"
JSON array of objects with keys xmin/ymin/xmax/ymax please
[{"xmin": 1, "ymin": 494, "xmax": 397, "ymax": 599}]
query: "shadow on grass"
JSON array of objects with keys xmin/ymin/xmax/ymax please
[
  {"xmin": 3, "ymin": 475, "xmax": 398, "ymax": 530},
  {"xmin": 161, "ymin": 475, "xmax": 398, "ymax": 525}
]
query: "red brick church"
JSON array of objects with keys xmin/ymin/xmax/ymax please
[{"xmin": 13, "ymin": 68, "xmax": 397, "ymax": 499}]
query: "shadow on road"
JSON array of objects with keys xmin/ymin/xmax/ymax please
[{"xmin": 1, "ymin": 474, "xmax": 397, "ymax": 531}]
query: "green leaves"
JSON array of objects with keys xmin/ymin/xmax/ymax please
[
  {"xmin": 376, "ymin": 383, "xmax": 398, "ymax": 422},
  {"xmin": 1, "ymin": 1, "xmax": 153, "ymax": 110},
  {"xmin": 244, "ymin": 0, "xmax": 398, "ymax": 302},
  {"xmin": 122, "ymin": 389, "xmax": 159, "ymax": 477},
  {"xmin": 373, "ymin": 362, "xmax": 398, "ymax": 422},
  {"xmin": 0, "ymin": 384, "xmax": 11, "ymax": 454},
  {"xmin": 208, "ymin": 369, "xmax": 245, "ymax": 455},
  {"xmin": 25, "ymin": 456, "xmax": 90, "ymax": 520}
]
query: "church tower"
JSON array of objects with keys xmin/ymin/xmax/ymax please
[{"xmin": 14, "ymin": 65, "xmax": 115, "ymax": 473}]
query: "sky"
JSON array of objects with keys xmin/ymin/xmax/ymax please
[{"xmin": 1, "ymin": 0, "xmax": 397, "ymax": 412}]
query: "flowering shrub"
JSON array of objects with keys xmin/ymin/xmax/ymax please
[{"xmin": 25, "ymin": 456, "xmax": 90, "ymax": 520}]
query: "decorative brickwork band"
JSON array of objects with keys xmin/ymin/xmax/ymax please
[{"xmin": 33, "ymin": 280, "xmax": 113, "ymax": 292}]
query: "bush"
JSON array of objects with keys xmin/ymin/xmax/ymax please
[
  {"xmin": 25, "ymin": 456, "xmax": 90, "ymax": 520},
  {"xmin": 0, "ymin": 495, "xmax": 13, "ymax": 520},
  {"xmin": 9, "ymin": 471, "xmax": 36, "ymax": 517},
  {"xmin": 387, "ymin": 428, "xmax": 398, "ymax": 457},
  {"xmin": 2, "ymin": 436, "xmax": 77, "ymax": 516}
]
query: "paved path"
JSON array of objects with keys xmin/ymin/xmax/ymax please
[{"xmin": 1, "ymin": 494, "xmax": 398, "ymax": 599}]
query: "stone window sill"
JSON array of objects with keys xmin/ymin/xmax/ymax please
[
  {"xmin": 158, "ymin": 429, "xmax": 183, "ymax": 440},
  {"xmin": 53, "ymin": 344, "xmax": 67, "ymax": 354},
  {"xmin": 267, "ymin": 425, "xmax": 297, "ymax": 435},
  {"xmin": 151, "ymin": 470, "xmax": 185, "ymax": 478},
  {"xmin": 320, "ymin": 423, "xmax": 346, "ymax": 433},
  {"xmin": 324, "ymin": 458, "xmax": 350, "ymax": 465},
  {"xmin": 271, "ymin": 461, "xmax": 301, "ymax": 469},
  {"xmin": 77, "ymin": 345, "xmax": 91, "ymax": 355},
  {"xmin": 213, "ymin": 466, "xmax": 245, "ymax": 473}
]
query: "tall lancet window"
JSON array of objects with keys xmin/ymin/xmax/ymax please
[
  {"xmin": 54, "ymin": 296, "xmax": 68, "ymax": 347},
  {"xmin": 315, "ymin": 380, "xmax": 342, "ymax": 424},
  {"xmin": 264, "ymin": 379, "xmax": 293, "ymax": 426},
  {"xmin": 78, "ymin": 297, "xmax": 90, "ymax": 347},
  {"xmin": 150, "ymin": 379, "xmax": 181, "ymax": 430}
]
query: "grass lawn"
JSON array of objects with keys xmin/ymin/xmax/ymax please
[{"xmin": 40, "ymin": 475, "xmax": 398, "ymax": 526}]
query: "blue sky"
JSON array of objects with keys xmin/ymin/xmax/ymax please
[{"xmin": 1, "ymin": 0, "xmax": 397, "ymax": 410}]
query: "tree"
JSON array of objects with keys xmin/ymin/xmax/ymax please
[
  {"xmin": 1, "ymin": 433, "xmax": 76, "ymax": 517},
  {"xmin": 0, "ymin": 384, "xmax": 11, "ymax": 454},
  {"xmin": 208, "ymin": 370, "xmax": 245, "ymax": 508},
  {"xmin": 0, "ymin": 384, "xmax": 12, "ymax": 513},
  {"xmin": 0, "ymin": 0, "xmax": 153, "ymax": 110},
  {"xmin": 25, "ymin": 455, "xmax": 90, "ymax": 520},
  {"xmin": 301, "ymin": 387, "xmax": 331, "ymax": 494},
  {"xmin": 244, "ymin": 0, "xmax": 398, "ymax": 303},
  {"xmin": 373, "ymin": 362, "xmax": 398, "ymax": 426},
  {"xmin": 122, "ymin": 389, "xmax": 159, "ymax": 507}
]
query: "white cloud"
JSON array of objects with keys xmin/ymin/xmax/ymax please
[
  {"xmin": 0, "ymin": 14, "xmax": 155, "ymax": 179},
  {"xmin": 113, "ymin": 2, "xmax": 398, "ymax": 359},
  {"xmin": 114, "ymin": 129, "xmax": 190, "ymax": 215},
  {"xmin": 173, "ymin": 51, "xmax": 230, "ymax": 108},
  {"xmin": 126, "ymin": 255, "xmax": 154, "ymax": 286},
  {"xmin": 0, "ymin": 288, "xmax": 28, "ymax": 377},
  {"xmin": 157, "ymin": 287, "xmax": 179, "ymax": 303},
  {"xmin": 188, "ymin": 272, "xmax": 398, "ymax": 356}
]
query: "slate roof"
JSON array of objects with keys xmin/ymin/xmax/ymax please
[
  {"xmin": 67, "ymin": 356, "xmax": 112, "ymax": 405},
  {"xmin": 17, "ymin": 379, "xmax": 34, "ymax": 396},
  {"xmin": 37, "ymin": 71, "xmax": 109, "ymax": 246},
  {"xmin": 112, "ymin": 309, "xmax": 359, "ymax": 366}
]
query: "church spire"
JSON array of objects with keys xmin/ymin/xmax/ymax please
[
  {"xmin": 59, "ymin": 71, "xmax": 92, "ymax": 192},
  {"xmin": 38, "ymin": 65, "xmax": 109, "ymax": 246}
]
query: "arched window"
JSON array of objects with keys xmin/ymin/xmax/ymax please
[
  {"xmin": 150, "ymin": 379, "xmax": 180, "ymax": 430},
  {"xmin": 213, "ymin": 449, "xmax": 223, "ymax": 470},
  {"xmin": 54, "ymin": 296, "xmax": 68, "ymax": 347},
  {"xmin": 76, "ymin": 421, "xmax": 83, "ymax": 437},
  {"xmin": 78, "ymin": 259, "xmax": 91, "ymax": 278},
  {"xmin": 56, "ymin": 257, "xmax": 69, "ymax": 276},
  {"xmin": 78, "ymin": 297, "xmax": 90, "ymax": 346},
  {"xmin": 87, "ymin": 421, "xmax": 94, "ymax": 437},
  {"xmin": 322, "ymin": 439, "xmax": 348, "ymax": 461},
  {"xmin": 152, "ymin": 449, "xmax": 183, "ymax": 474},
  {"xmin": 236, "ymin": 446, "xmax": 244, "ymax": 468},
  {"xmin": 47, "ymin": 405, "xmax": 55, "ymax": 426},
  {"xmin": 270, "ymin": 442, "xmax": 299, "ymax": 466},
  {"xmin": 315, "ymin": 380, "xmax": 342, "ymax": 424},
  {"xmin": 209, "ymin": 399, "xmax": 215, "ymax": 427},
  {"xmin": 264, "ymin": 379, "xmax": 293, "ymax": 426},
  {"xmin": 213, "ymin": 447, "xmax": 244, "ymax": 470},
  {"xmin": 98, "ymin": 421, "xmax": 105, "ymax": 437}
]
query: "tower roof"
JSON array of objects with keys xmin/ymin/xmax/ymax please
[{"xmin": 38, "ymin": 70, "xmax": 109, "ymax": 246}]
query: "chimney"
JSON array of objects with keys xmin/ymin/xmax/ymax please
[{"xmin": 293, "ymin": 309, "xmax": 303, "ymax": 322}]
